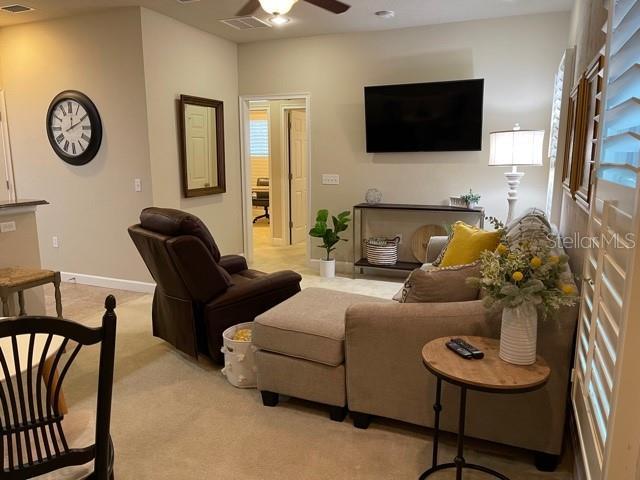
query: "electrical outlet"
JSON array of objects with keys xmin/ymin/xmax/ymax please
[
  {"xmin": 134, "ymin": 178, "xmax": 142, "ymax": 192},
  {"xmin": 0, "ymin": 221, "xmax": 16, "ymax": 233},
  {"xmin": 322, "ymin": 174, "xmax": 340, "ymax": 185},
  {"xmin": 52, "ymin": 236, "xmax": 59, "ymax": 248}
]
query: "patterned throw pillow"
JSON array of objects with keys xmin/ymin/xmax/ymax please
[
  {"xmin": 505, "ymin": 209, "xmax": 553, "ymax": 248},
  {"xmin": 397, "ymin": 262, "xmax": 481, "ymax": 303}
]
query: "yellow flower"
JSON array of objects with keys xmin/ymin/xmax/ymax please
[
  {"xmin": 561, "ymin": 284, "xmax": 575, "ymax": 295},
  {"xmin": 496, "ymin": 244, "xmax": 508, "ymax": 255},
  {"xmin": 512, "ymin": 271, "xmax": 524, "ymax": 282},
  {"xmin": 548, "ymin": 256, "xmax": 560, "ymax": 265},
  {"xmin": 530, "ymin": 256, "xmax": 542, "ymax": 268}
]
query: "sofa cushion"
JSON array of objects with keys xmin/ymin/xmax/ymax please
[
  {"xmin": 439, "ymin": 221, "xmax": 502, "ymax": 267},
  {"xmin": 399, "ymin": 262, "xmax": 481, "ymax": 303},
  {"xmin": 253, "ymin": 287, "xmax": 390, "ymax": 366}
]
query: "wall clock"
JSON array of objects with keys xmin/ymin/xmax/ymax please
[{"xmin": 46, "ymin": 90, "xmax": 102, "ymax": 166}]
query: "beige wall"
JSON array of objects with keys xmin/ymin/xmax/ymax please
[
  {"xmin": 0, "ymin": 8, "xmax": 154, "ymax": 282},
  {"xmin": 239, "ymin": 13, "xmax": 570, "ymax": 261},
  {"xmin": 140, "ymin": 8, "xmax": 242, "ymax": 255}
]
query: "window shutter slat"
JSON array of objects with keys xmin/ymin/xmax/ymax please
[{"xmin": 250, "ymin": 118, "xmax": 269, "ymax": 157}]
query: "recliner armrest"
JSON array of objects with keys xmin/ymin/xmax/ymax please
[
  {"xmin": 209, "ymin": 270, "xmax": 302, "ymax": 309},
  {"xmin": 218, "ymin": 255, "xmax": 248, "ymax": 275}
]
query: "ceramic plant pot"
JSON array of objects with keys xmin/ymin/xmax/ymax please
[
  {"xmin": 500, "ymin": 301, "xmax": 538, "ymax": 365},
  {"xmin": 319, "ymin": 259, "xmax": 336, "ymax": 278}
]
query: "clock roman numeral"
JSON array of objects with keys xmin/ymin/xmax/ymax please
[
  {"xmin": 63, "ymin": 140, "xmax": 69, "ymax": 152},
  {"xmin": 56, "ymin": 133, "xmax": 64, "ymax": 144},
  {"xmin": 67, "ymin": 102, "xmax": 73, "ymax": 114},
  {"xmin": 59, "ymin": 105, "xmax": 66, "ymax": 116},
  {"xmin": 72, "ymin": 143, "xmax": 76, "ymax": 155},
  {"xmin": 54, "ymin": 114, "xmax": 62, "ymax": 122},
  {"xmin": 52, "ymin": 126, "xmax": 62, "ymax": 131},
  {"xmin": 81, "ymin": 133, "xmax": 91, "ymax": 142},
  {"xmin": 78, "ymin": 139, "xmax": 86, "ymax": 152},
  {"xmin": 75, "ymin": 104, "xmax": 80, "ymax": 115},
  {"xmin": 82, "ymin": 125, "xmax": 91, "ymax": 130}
]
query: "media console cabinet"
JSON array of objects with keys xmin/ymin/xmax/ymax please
[{"xmin": 352, "ymin": 203, "xmax": 485, "ymax": 275}]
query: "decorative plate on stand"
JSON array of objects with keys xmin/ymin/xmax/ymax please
[{"xmin": 411, "ymin": 224, "xmax": 448, "ymax": 262}]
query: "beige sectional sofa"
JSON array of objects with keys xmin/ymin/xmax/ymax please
[{"xmin": 254, "ymin": 212, "xmax": 579, "ymax": 470}]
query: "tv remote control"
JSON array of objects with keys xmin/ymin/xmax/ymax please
[
  {"xmin": 451, "ymin": 338, "xmax": 484, "ymax": 359},
  {"xmin": 446, "ymin": 340, "xmax": 473, "ymax": 360}
]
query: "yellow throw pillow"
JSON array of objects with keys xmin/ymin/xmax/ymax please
[{"xmin": 439, "ymin": 221, "xmax": 501, "ymax": 267}]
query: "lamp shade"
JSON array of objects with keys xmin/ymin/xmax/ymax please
[
  {"xmin": 489, "ymin": 129, "xmax": 545, "ymax": 166},
  {"xmin": 259, "ymin": 0, "xmax": 298, "ymax": 14}
]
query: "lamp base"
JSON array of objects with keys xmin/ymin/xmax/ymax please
[{"xmin": 504, "ymin": 169, "xmax": 525, "ymax": 224}]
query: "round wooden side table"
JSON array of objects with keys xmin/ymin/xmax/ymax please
[{"xmin": 419, "ymin": 336, "xmax": 550, "ymax": 480}]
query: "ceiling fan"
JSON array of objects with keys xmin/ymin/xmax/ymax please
[{"xmin": 236, "ymin": 0, "xmax": 351, "ymax": 17}]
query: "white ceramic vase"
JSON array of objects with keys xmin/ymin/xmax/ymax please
[
  {"xmin": 500, "ymin": 302, "xmax": 538, "ymax": 365},
  {"xmin": 319, "ymin": 259, "xmax": 336, "ymax": 278}
]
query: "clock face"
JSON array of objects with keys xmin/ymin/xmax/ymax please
[
  {"xmin": 46, "ymin": 91, "xmax": 102, "ymax": 166},
  {"xmin": 49, "ymin": 99, "xmax": 92, "ymax": 158}
]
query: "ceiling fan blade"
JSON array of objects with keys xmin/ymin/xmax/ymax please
[
  {"xmin": 236, "ymin": 0, "xmax": 261, "ymax": 16},
  {"xmin": 304, "ymin": 0, "xmax": 351, "ymax": 14}
]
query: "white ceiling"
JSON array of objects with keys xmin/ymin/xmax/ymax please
[{"xmin": 0, "ymin": 0, "xmax": 574, "ymax": 43}]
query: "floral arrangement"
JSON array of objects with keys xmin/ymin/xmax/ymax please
[{"xmin": 468, "ymin": 238, "xmax": 579, "ymax": 317}]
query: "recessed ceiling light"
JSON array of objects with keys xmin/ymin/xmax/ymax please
[
  {"xmin": 375, "ymin": 10, "xmax": 395, "ymax": 19},
  {"xmin": 269, "ymin": 15, "xmax": 290, "ymax": 25}
]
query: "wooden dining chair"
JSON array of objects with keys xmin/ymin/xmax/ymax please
[{"xmin": 0, "ymin": 295, "xmax": 117, "ymax": 479}]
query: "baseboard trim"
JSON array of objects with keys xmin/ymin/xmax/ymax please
[{"xmin": 61, "ymin": 272, "xmax": 156, "ymax": 294}]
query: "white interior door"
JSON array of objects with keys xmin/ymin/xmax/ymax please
[
  {"xmin": 0, "ymin": 90, "xmax": 14, "ymax": 202},
  {"xmin": 0, "ymin": 133, "xmax": 10, "ymax": 202},
  {"xmin": 289, "ymin": 109, "xmax": 308, "ymax": 245},
  {"xmin": 185, "ymin": 104, "xmax": 216, "ymax": 189}
]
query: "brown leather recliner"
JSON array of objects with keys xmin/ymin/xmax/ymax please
[{"xmin": 128, "ymin": 207, "xmax": 302, "ymax": 364}]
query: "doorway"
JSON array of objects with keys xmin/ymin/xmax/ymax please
[{"xmin": 240, "ymin": 94, "xmax": 310, "ymax": 271}]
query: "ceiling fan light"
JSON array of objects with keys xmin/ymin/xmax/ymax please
[{"xmin": 258, "ymin": 0, "xmax": 298, "ymax": 15}]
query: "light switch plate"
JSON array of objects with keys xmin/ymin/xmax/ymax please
[
  {"xmin": 134, "ymin": 178, "xmax": 142, "ymax": 192},
  {"xmin": 0, "ymin": 221, "xmax": 16, "ymax": 233},
  {"xmin": 322, "ymin": 174, "xmax": 340, "ymax": 185},
  {"xmin": 52, "ymin": 236, "xmax": 59, "ymax": 248}
]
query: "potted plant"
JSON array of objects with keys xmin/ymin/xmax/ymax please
[
  {"xmin": 468, "ymin": 238, "xmax": 578, "ymax": 365},
  {"xmin": 309, "ymin": 209, "xmax": 351, "ymax": 278},
  {"xmin": 460, "ymin": 189, "xmax": 481, "ymax": 208}
]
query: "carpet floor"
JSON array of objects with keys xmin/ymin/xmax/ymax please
[{"xmin": 37, "ymin": 283, "xmax": 574, "ymax": 480}]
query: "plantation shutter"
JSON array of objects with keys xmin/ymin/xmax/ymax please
[
  {"xmin": 572, "ymin": 1, "xmax": 640, "ymax": 478},
  {"xmin": 250, "ymin": 118, "xmax": 269, "ymax": 157}
]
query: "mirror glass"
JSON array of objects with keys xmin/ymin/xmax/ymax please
[{"xmin": 180, "ymin": 95, "xmax": 226, "ymax": 197}]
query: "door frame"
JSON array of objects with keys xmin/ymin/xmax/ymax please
[
  {"xmin": 0, "ymin": 90, "xmax": 16, "ymax": 202},
  {"xmin": 239, "ymin": 93, "xmax": 311, "ymax": 264}
]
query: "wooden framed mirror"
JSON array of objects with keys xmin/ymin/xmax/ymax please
[{"xmin": 179, "ymin": 95, "xmax": 226, "ymax": 197}]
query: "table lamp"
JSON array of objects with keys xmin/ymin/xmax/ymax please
[{"xmin": 489, "ymin": 124, "xmax": 544, "ymax": 224}]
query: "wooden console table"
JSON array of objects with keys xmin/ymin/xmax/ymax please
[{"xmin": 352, "ymin": 203, "xmax": 485, "ymax": 275}]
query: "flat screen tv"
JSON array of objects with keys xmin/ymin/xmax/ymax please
[{"xmin": 364, "ymin": 79, "xmax": 484, "ymax": 153}]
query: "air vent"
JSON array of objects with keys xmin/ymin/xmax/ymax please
[
  {"xmin": 1, "ymin": 4, "xmax": 34, "ymax": 13},
  {"xmin": 220, "ymin": 16, "xmax": 271, "ymax": 30}
]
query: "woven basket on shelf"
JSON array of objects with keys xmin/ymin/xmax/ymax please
[{"xmin": 364, "ymin": 237, "xmax": 400, "ymax": 265}]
